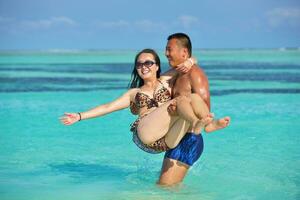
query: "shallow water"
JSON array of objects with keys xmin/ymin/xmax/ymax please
[{"xmin": 0, "ymin": 49, "xmax": 299, "ymax": 200}]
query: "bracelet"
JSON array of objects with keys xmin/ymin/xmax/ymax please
[
  {"xmin": 78, "ymin": 112, "xmax": 81, "ymax": 121},
  {"xmin": 188, "ymin": 58, "xmax": 194, "ymax": 66}
]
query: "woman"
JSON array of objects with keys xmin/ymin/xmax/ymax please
[{"xmin": 60, "ymin": 49, "xmax": 225, "ymax": 154}]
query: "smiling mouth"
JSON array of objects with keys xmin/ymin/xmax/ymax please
[{"xmin": 141, "ymin": 69, "xmax": 150, "ymax": 74}]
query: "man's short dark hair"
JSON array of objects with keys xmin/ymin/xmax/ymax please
[{"xmin": 167, "ymin": 33, "xmax": 192, "ymax": 56}]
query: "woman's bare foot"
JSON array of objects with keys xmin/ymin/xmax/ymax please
[
  {"xmin": 192, "ymin": 115, "xmax": 213, "ymax": 134},
  {"xmin": 204, "ymin": 116, "xmax": 231, "ymax": 133}
]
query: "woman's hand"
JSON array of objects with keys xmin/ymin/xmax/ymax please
[
  {"xmin": 60, "ymin": 112, "xmax": 81, "ymax": 126},
  {"xmin": 167, "ymin": 101, "xmax": 178, "ymax": 116},
  {"xmin": 175, "ymin": 57, "xmax": 197, "ymax": 73}
]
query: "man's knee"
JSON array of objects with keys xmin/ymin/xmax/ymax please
[{"xmin": 158, "ymin": 158, "xmax": 189, "ymax": 186}]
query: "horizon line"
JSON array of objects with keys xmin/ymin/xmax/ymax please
[{"xmin": 0, "ymin": 47, "xmax": 300, "ymax": 53}]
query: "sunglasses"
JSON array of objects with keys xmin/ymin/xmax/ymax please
[{"xmin": 136, "ymin": 60, "xmax": 156, "ymax": 69}]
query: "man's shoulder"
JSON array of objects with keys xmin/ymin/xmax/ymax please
[{"xmin": 189, "ymin": 64, "xmax": 206, "ymax": 76}]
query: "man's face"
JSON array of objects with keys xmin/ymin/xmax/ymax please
[{"xmin": 165, "ymin": 38, "xmax": 188, "ymax": 67}]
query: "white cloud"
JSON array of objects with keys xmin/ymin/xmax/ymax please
[
  {"xmin": 93, "ymin": 16, "xmax": 201, "ymax": 33},
  {"xmin": 0, "ymin": 16, "xmax": 14, "ymax": 23},
  {"xmin": 20, "ymin": 16, "xmax": 77, "ymax": 30},
  {"xmin": 266, "ymin": 8, "xmax": 300, "ymax": 27},
  {"xmin": 94, "ymin": 19, "xmax": 166, "ymax": 32},
  {"xmin": 134, "ymin": 20, "xmax": 166, "ymax": 32},
  {"xmin": 52, "ymin": 17, "xmax": 77, "ymax": 26},
  {"xmin": 94, "ymin": 16, "xmax": 200, "ymax": 32},
  {"xmin": 0, "ymin": 16, "xmax": 15, "ymax": 31},
  {"xmin": 177, "ymin": 15, "xmax": 200, "ymax": 29},
  {"xmin": 95, "ymin": 20, "xmax": 130, "ymax": 29},
  {"xmin": 0, "ymin": 16, "xmax": 77, "ymax": 34}
]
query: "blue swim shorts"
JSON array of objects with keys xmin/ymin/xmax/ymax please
[{"xmin": 164, "ymin": 132, "xmax": 204, "ymax": 166}]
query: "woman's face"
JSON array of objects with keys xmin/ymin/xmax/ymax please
[{"xmin": 136, "ymin": 53, "xmax": 158, "ymax": 80}]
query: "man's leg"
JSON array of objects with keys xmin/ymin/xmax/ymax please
[
  {"xmin": 157, "ymin": 132, "xmax": 204, "ymax": 186},
  {"xmin": 158, "ymin": 158, "xmax": 189, "ymax": 185}
]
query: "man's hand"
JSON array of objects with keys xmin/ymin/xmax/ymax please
[{"xmin": 167, "ymin": 101, "xmax": 178, "ymax": 116}]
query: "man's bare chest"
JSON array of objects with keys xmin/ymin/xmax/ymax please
[{"xmin": 172, "ymin": 75, "xmax": 192, "ymax": 97}]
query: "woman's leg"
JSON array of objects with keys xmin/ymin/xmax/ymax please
[
  {"xmin": 137, "ymin": 96, "xmax": 207, "ymax": 145},
  {"xmin": 189, "ymin": 93, "xmax": 230, "ymax": 133},
  {"xmin": 189, "ymin": 93, "xmax": 210, "ymax": 118},
  {"xmin": 164, "ymin": 118, "xmax": 190, "ymax": 149},
  {"xmin": 137, "ymin": 100, "xmax": 180, "ymax": 145},
  {"xmin": 164, "ymin": 95, "xmax": 211, "ymax": 148},
  {"xmin": 140, "ymin": 93, "xmax": 230, "ymax": 149},
  {"xmin": 175, "ymin": 95, "xmax": 209, "ymax": 134},
  {"xmin": 164, "ymin": 93, "xmax": 231, "ymax": 148}
]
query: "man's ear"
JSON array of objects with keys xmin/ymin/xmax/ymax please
[{"xmin": 182, "ymin": 48, "xmax": 189, "ymax": 59}]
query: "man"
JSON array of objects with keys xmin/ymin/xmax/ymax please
[{"xmin": 158, "ymin": 33, "xmax": 212, "ymax": 185}]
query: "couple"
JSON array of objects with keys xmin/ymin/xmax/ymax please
[{"xmin": 60, "ymin": 33, "xmax": 230, "ymax": 186}]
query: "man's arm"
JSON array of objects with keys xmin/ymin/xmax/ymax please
[{"xmin": 189, "ymin": 66, "xmax": 211, "ymax": 110}]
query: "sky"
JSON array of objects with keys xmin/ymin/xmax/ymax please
[{"xmin": 0, "ymin": 0, "xmax": 300, "ymax": 50}]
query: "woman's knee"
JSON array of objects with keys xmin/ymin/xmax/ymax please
[
  {"xmin": 174, "ymin": 95, "xmax": 191, "ymax": 104},
  {"xmin": 190, "ymin": 93, "xmax": 202, "ymax": 100},
  {"xmin": 190, "ymin": 93, "xmax": 206, "ymax": 106},
  {"xmin": 190, "ymin": 93, "xmax": 209, "ymax": 116}
]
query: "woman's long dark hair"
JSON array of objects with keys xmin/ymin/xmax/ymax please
[{"xmin": 128, "ymin": 49, "xmax": 161, "ymax": 88}]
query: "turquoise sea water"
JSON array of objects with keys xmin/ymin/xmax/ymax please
[{"xmin": 0, "ymin": 49, "xmax": 299, "ymax": 200}]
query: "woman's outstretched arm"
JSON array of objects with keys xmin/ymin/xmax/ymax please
[{"xmin": 60, "ymin": 89, "xmax": 137, "ymax": 125}]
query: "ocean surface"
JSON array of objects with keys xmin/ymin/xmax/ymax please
[{"xmin": 0, "ymin": 49, "xmax": 299, "ymax": 200}]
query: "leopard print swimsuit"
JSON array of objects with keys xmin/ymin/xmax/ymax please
[{"xmin": 130, "ymin": 80, "xmax": 172, "ymax": 154}]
